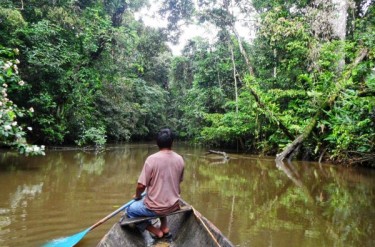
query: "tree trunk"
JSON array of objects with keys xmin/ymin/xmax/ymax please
[
  {"xmin": 231, "ymin": 26, "xmax": 295, "ymax": 141},
  {"xmin": 231, "ymin": 27, "xmax": 254, "ymax": 76},
  {"xmin": 330, "ymin": 0, "xmax": 348, "ymax": 40},
  {"xmin": 309, "ymin": 0, "xmax": 349, "ymax": 70},
  {"xmin": 111, "ymin": 2, "xmax": 128, "ymax": 27},
  {"xmin": 332, "ymin": 0, "xmax": 349, "ymax": 71},
  {"xmin": 229, "ymin": 44, "xmax": 239, "ymax": 114}
]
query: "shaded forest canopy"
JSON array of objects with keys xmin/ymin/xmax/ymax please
[{"xmin": 0, "ymin": 0, "xmax": 374, "ymax": 166}]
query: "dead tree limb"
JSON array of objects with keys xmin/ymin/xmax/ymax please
[{"xmin": 276, "ymin": 48, "xmax": 369, "ymax": 162}]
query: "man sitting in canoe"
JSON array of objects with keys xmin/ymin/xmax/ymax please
[{"xmin": 127, "ymin": 128, "xmax": 185, "ymax": 241}]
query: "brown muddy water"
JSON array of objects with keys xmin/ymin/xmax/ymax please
[{"xmin": 0, "ymin": 143, "xmax": 374, "ymax": 247}]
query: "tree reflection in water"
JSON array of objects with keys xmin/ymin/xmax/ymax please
[{"xmin": 0, "ymin": 145, "xmax": 374, "ymax": 247}]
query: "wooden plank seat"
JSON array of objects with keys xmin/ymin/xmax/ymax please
[{"xmin": 120, "ymin": 205, "xmax": 192, "ymax": 226}]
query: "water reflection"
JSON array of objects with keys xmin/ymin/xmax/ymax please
[
  {"xmin": 74, "ymin": 152, "xmax": 105, "ymax": 176},
  {"xmin": 10, "ymin": 183, "xmax": 44, "ymax": 209},
  {"xmin": 0, "ymin": 145, "xmax": 374, "ymax": 247},
  {"xmin": 270, "ymin": 160, "xmax": 375, "ymax": 247}
]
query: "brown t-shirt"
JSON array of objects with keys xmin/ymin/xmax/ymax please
[{"xmin": 138, "ymin": 150, "xmax": 184, "ymax": 215}]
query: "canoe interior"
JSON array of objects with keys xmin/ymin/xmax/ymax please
[{"xmin": 97, "ymin": 205, "xmax": 233, "ymax": 247}]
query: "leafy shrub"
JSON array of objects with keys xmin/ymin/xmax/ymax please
[
  {"xmin": 75, "ymin": 127, "xmax": 107, "ymax": 148},
  {"xmin": 0, "ymin": 46, "xmax": 44, "ymax": 155}
]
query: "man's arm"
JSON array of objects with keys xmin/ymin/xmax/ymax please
[{"xmin": 134, "ymin": 183, "xmax": 146, "ymax": 200}]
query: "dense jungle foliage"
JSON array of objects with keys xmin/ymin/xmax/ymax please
[{"xmin": 0, "ymin": 0, "xmax": 374, "ymax": 166}]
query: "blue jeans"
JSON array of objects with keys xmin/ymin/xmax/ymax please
[{"xmin": 127, "ymin": 198, "xmax": 158, "ymax": 231}]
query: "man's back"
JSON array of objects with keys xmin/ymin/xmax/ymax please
[{"xmin": 138, "ymin": 150, "xmax": 184, "ymax": 214}]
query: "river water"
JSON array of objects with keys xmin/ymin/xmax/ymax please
[{"xmin": 0, "ymin": 143, "xmax": 374, "ymax": 247}]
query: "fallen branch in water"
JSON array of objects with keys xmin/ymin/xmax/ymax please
[{"xmin": 207, "ymin": 150, "xmax": 230, "ymax": 160}]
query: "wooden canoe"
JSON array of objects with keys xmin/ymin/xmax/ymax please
[{"xmin": 97, "ymin": 200, "xmax": 234, "ymax": 247}]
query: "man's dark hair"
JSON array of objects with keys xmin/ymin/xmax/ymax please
[{"xmin": 157, "ymin": 128, "xmax": 174, "ymax": 149}]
